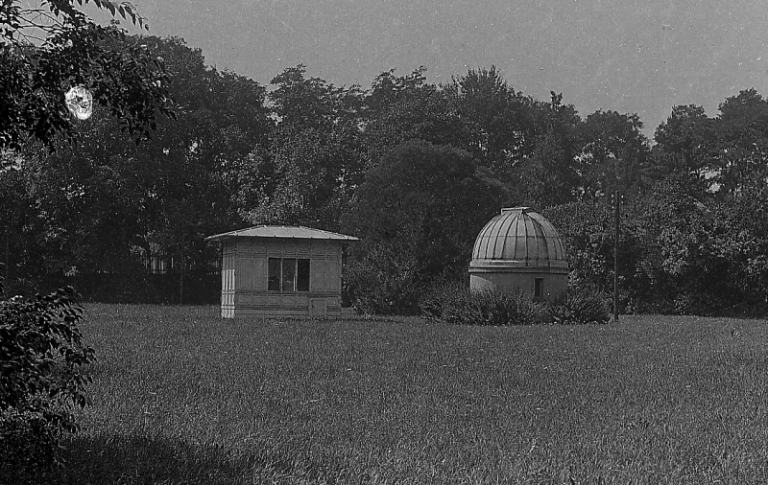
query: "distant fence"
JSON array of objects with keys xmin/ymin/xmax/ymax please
[{"xmin": 43, "ymin": 272, "xmax": 221, "ymax": 304}]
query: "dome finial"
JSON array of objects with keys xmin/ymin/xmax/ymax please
[{"xmin": 501, "ymin": 206, "xmax": 530, "ymax": 214}]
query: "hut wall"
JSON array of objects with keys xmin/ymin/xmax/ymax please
[
  {"xmin": 470, "ymin": 269, "xmax": 568, "ymax": 301},
  {"xmin": 220, "ymin": 242, "xmax": 237, "ymax": 318},
  {"xmin": 228, "ymin": 238, "xmax": 343, "ymax": 318}
]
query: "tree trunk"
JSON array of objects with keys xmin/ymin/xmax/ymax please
[
  {"xmin": 613, "ymin": 189, "xmax": 620, "ymax": 322},
  {"xmin": 3, "ymin": 230, "xmax": 8, "ymax": 297},
  {"xmin": 178, "ymin": 251, "xmax": 185, "ymax": 305}
]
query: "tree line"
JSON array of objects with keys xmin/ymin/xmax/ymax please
[{"xmin": 3, "ymin": 35, "xmax": 768, "ymax": 315}]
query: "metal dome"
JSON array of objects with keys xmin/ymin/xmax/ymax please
[{"xmin": 470, "ymin": 207, "xmax": 567, "ymax": 270}]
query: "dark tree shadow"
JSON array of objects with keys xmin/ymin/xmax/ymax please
[{"xmin": 8, "ymin": 434, "xmax": 362, "ymax": 485}]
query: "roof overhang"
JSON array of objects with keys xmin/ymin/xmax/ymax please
[{"xmin": 205, "ymin": 225, "xmax": 359, "ymax": 243}]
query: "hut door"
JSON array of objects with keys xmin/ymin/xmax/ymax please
[{"xmin": 309, "ymin": 298, "xmax": 327, "ymax": 317}]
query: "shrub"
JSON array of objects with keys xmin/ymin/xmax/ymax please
[
  {"xmin": 0, "ymin": 286, "xmax": 95, "ymax": 476},
  {"xmin": 549, "ymin": 290, "xmax": 610, "ymax": 325},
  {"xmin": 421, "ymin": 284, "xmax": 610, "ymax": 326},
  {"xmin": 0, "ymin": 409, "xmax": 60, "ymax": 483},
  {"xmin": 344, "ymin": 259, "xmax": 425, "ymax": 315},
  {"xmin": 419, "ymin": 282, "xmax": 463, "ymax": 323},
  {"xmin": 420, "ymin": 283, "xmax": 545, "ymax": 326}
]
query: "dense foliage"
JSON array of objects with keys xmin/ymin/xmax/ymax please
[
  {"xmin": 420, "ymin": 283, "xmax": 609, "ymax": 326},
  {"xmin": 1, "ymin": 2, "xmax": 169, "ymax": 479},
  {"xmin": 342, "ymin": 141, "xmax": 502, "ymax": 314},
  {"xmin": 4, "ymin": 19, "xmax": 768, "ymax": 315},
  {"xmin": 549, "ymin": 290, "xmax": 611, "ymax": 325},
  {"xmin": 0, "ymin": 284, "xmax": 95, "ymax": 479},
  {"xmin": 419, "ymin": 283, "xmax": 545, "ymax": 326},
  {"xmin": 0, "ymin": 0, "xmax": 170, "ymax": 152}
]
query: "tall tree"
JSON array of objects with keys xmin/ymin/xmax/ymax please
[
  {"xmin": 514, "ymin": 92, "xmax": 582, "ymax": 207},
  {"xmin": 363, "ymin": 68, "xmax": 473, "ymax": 165},
  {"xmin": 269, "ymin": 64, "xmax": 364, "ymax": 133},
  {"xmin": 249, "ymin": 66, "xmax": 365, "ymax": 230},
  {"xmin": 653, "ymin": 104, "xmax": 712, "ymax": 176},
  {"xmin": 1, "ymin": 1, "xmax": 172, "ymax": 296},
  {"xmin": 8, "ymin": 36, "xmax": 272, "ymax": 301},
  {"xmin": 447, "ymin": 66, "xmax": 540, "ymax": 173},
  {"xmin": 577, "ymin": 110, "xmax": 650, "ymax": 200},
  {"xmin": 342, "ymin": 140, "xmax": 503, "ymax": 314},
  {"xmin": 710, "ymin": 89, "xmax": 768, "ymax": 196},
  {"xmin": 1, "ymin": 2, "xmax": 171, "ymax": 476}
]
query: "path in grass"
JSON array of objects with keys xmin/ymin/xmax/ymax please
[{"xmin": 56, "ymin": 305, "xmax": 768, "ymax": 484}]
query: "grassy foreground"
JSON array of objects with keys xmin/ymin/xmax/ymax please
[{"xmin": 47, "ymin": 305, "xmax": 768, "ymax": 484}]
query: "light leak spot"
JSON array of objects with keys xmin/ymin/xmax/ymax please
[{"xmin": 65, "ymin": 85, "xmax": 93, "ymax": 120}]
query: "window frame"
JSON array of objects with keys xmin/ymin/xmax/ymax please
[
  {"xmin": 267, "ymin": 257, "xmax": 311, "ymax": 293},
  {"xmin": 297, "ymin": 259, "xmax": 310, "ymax": 292},
  {"xmin": 267, "ymin": 258, "xmax": 281, "ymax": 291}
]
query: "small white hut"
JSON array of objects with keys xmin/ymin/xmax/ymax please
[{"xmin": 205, "ymin": 226, "xmax": 358, "ymax": 318}]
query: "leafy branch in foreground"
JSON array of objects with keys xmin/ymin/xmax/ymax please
[
  {"xmin": 0, "ymin": 285, "xmax": 95, "ymax": 476},
  {"xmin": 1, "ymin": 0, "xmax": 171, "ymax": 152}
]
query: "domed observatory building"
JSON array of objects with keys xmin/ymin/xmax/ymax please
[{"xmin": 469, "ymin": 207, "xmax": 568, "ymax": 301}]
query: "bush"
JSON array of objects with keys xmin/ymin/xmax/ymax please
[
  {"xmin": 0, "ymin": 409, "xmax": 60, "ymax": 483},
  {"xmin": 421, "ymin": 284, "xmax": 610, "ymax": 326},
  {"xmin": 549, "ymin": 290, "xmax": 610, "ymax": 325},
  {"xmin": 344, "ymin": 259, "xmax": 425, "ymax": 315},
  {"xmin": 418, "ymin": 282, "xmax": 461, "ymax": 322},
  {"xmin": 420, "ymin": 283, "xmax": 545, "ymax": 326},
  {"xmin": 0, "ymin": 285, "xmax": 95, "ymax": 476}
]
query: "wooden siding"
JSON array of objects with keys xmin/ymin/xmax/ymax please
[
  {"xmin": 220, "ymin": 245, "xmax": 236, "ymax": 318},
  {"xmin": 221, "ymin": 237, "xmax": 344, "ymax": 318}
]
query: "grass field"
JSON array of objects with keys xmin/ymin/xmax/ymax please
[{"xmin": 48, "ymin": 305, "xmax": 768, "ymax": 484}]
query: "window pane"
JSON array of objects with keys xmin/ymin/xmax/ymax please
[
  {"xmin": 282, "ymin": 258, "xmax": 296, "ymax": 292},
  {"xmin": 534, "ymin": 278, "xmax": 543, "ymax": 298},
  {"xmin": 268, "ymin": 258, "xmax": 281, "ymax": 291},
  {"xmin": 297, "ymin": 259, "xmax": 310, "ymax": 291}
]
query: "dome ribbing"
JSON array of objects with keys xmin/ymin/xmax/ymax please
[{"xmin": 470, "ymin": 207, "xmax": 567, "ymax": 270}]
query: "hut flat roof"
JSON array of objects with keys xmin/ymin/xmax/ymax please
[{"xmin": 205, "ymin": 225, "xmax": 358, "ymax": 242}]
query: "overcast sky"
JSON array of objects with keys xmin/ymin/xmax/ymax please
[{"xmin": 124, "ymin": 0, "xmax": 768, "ymax": 137}]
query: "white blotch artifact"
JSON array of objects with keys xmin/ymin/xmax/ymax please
[{"xmin": 65, "ymin": 85, "xmax": 93, "ymax": 120}]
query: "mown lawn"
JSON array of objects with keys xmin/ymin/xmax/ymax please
[{"xmin": 50, "ymin": 305, "xmax": 768, "ymax": 484}]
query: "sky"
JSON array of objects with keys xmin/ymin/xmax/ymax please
[{"xmin": 117, "ymin": 0, "xmax": 768, "ymax": 137}]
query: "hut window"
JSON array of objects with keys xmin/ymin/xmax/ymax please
[
  {"xmin": 268, "ymin": 257, "xmax": 311, "ymax": 292},
  {"xmin": 268, "ymin": 258, "xmax": 281, "ymax": 291},
  {"xmin": 282, "ymin": 258, "xmax": 297, "ymax": 292},
  {"xmin": 534, "ymin": 278, "xmax": 544, "ymax": 298},
  {"xmin": 297, "ymin": 259, "xmax": 310, "ymax": 291}
]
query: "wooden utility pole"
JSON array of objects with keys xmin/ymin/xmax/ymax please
[
  {"xmin": 2, "ymin": 230, "xmax": 8, "ymax": 297},
  {"xmin": 613, "ymin": 188, "xmax": 620, "ymax": 322},
  {"xmin": 178, "ymin": 251, "xmax": 185, "ymax": 305}
]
